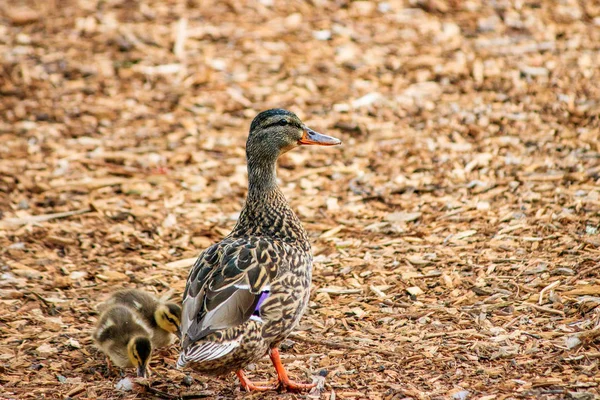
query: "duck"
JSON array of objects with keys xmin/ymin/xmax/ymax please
[
  {"xmin": 178, "ymin": 109, "xmax": 341, "ymax": 392},
  {"xmin": 93, "ymin": 304, "xmax": 153, "ymax": 377},
  {"xmin": 97, "ymin": 289, "xmax": 182, "ymax": 348}
]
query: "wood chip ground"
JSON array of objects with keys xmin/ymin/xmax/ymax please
[{"xmin": 1, "ymin": 0, "xmax": 600, "ymax": 399}]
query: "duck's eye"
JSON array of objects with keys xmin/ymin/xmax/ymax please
[{"xmin": 277, "ymin": 120, "xmax": 288, "ymax": 126}]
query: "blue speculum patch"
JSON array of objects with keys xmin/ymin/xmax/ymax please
[{"xmin": 253, "ymin": 291, "xmax": 270, "ymax": 316}]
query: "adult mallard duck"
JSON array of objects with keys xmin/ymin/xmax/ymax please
[
  {"xmin": 97, "ymin": 289, "xmax": 182, "ymax": 348},
  {"xmin": 178, "ymin": 109, "xmax": 341, "ymax": 391}
]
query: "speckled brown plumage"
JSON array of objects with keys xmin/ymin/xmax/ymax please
[{"xmin": 178, "ymin": 109, "xmax": 340, "ymax": 391}]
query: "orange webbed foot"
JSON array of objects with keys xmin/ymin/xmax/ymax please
[
  {"xmin": 236, "ymin": 370, "xmax": 277, "ymax": 392},
  {"xmin": 269, "ymin": 348, "xmax": 317, "ymax": 392}
]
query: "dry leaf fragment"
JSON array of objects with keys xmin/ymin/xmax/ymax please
[
  {"xmin": 164, "ymin": 257, "xmax": 197, "ymax": 269},
  {"xmin": 442, "ymin": 273, "xmax": 454, "ymax": 288},
  {"xmin": 36, "ymin": 344, "xmax": 57, "ymax": 356},
  {"xmin": 192, "ymin": 236, "xmax": 213, "ymax": 248},
  {"xmin": 326, "ymin": 197, "xmax": 340, "ymax": 211},
  {"xmin": 11, "ymin": 267, "xmax": 43, "ymax": 279},
  {"xmin": 46, "ymin": 235, "xmax": 77, "ymax": 246},
  {"xmin": 69, "ymin": 271, "xmax": 87, "ymax": 280},
  {"xmin": 407, "ymin": 256, "xmax": 430, "ymax": 265},
  {"xmin": 53, "ymin": 276, "xmax": 72, "ymax": 289},
  {"xmin": 563, "ymin": 286, "xmax": 600, "ymax": 296},
  {"xmin": 318, "ymin": 286, "xmax": 362, "ymax": 295},
  {"xmin": 96, "ymin": 271, "xmax": 127, "ymax": 282},
  {"xmin": 4, "ymin": 6, "xmax": 40, "ymax": 25},
  {"xmin": 406, "ymin": 286, "xmax": 424, "ymax": 296},
  {"xmin": 320, "ymin": 225, "xmax": 344, "ymax": 239},
  {"xmin": 453, "ymin": 230, "xmax": 477, "ymax": 240},
  {"xmin": 349, "ymin": 307, "xmax": 366, "ymax": 318},
  {"xmin": 162, "ymin": 214, "xmax": 177, "ymax": 228},
  {"xmin": 385, "ymin": 212, "xmax": 422, "ymax": 222}
]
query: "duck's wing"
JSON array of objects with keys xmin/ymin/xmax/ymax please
[{"xmin": 179, "ymin": 236, "xmax": 280, "ymax": 364}]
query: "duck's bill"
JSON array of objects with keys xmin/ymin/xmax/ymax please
[
  {"xmin": 298, "ymin": 127, "xmax": 341, "ymax": 146},
  {"xmin": 137, "ymin": 366, "xmax": 147, "ymax": 378}
]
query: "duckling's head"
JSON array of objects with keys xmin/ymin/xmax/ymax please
[
  {"xmin": 247, "ymin": 109, "xmax": 341, "ymax": 167},
  {"xmin": 127, "ymin": 336, "xmax": 152, "ymax": 378},
  {"xmin": 155, "ymin": 302, "xmax": 182, "ymax": 336}
]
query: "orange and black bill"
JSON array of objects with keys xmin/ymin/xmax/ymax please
[{"xmin": 298, "ymin": 127, "xmax": 342, "ymax": 146}]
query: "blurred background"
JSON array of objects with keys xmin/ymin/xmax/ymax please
[{"xmin": 1, "ymin": 0, "xmax": 600, "ymax": 399}]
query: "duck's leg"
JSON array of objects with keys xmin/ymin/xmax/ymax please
[
  {"xmin": 236, "ymin": 370, "xmax": 276, "ymax": 392},
  {"xmin": 269, "ymin": 348, "xmax": 317, "ymax": 391}
]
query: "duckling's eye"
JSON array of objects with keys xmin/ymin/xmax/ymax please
[{"xmin": 277, "ymin": 119, "xmax": 288, "ymax": 127}]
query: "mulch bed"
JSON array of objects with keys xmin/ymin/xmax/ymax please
[{"xmin": 1, "ymin": 0, "xmax": 600, "ymax": 399}]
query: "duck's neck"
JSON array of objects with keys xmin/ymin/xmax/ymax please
[
  {"xmin": 230, "ymin": 156, "xmax": 309, "ymax": 247},
  {"xmin": 247, "ymin": 155, "xmax": 278, "ymax": 194}
]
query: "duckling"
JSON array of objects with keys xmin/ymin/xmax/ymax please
[
  {"xmin": 98, "ymin": 289, "xmax": 181, "ymax": 348},
  {"xmin": 93, "ymin": 304, "xmax": 152, "ymax": 377}
]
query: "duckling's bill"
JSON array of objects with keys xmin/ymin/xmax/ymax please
[
  {"xmin": 298, "ymin": 127, "xmax": 341, "ymax": 146},
  {"xmin": 137, "ymin": 365, "xmax": 147, "ymax": 378}
]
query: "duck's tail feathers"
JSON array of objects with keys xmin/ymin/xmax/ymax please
[{"xmin": 177, "ymin": 341, "xmax": 239, "ymax": 368}]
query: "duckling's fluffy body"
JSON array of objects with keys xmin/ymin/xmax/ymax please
[
  {"xmin": 93, "ymin": 304, "xmax": 152, "ymax": 370},
  {"xmin": 98, "ymin": 289, "xmax": 181, "ymax": 348}
]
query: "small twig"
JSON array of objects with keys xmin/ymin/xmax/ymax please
[
  {"xmin": 173, "ymin": 18, "xmax": 188, "ymax": 59},
  {"xmin": 141, "ymin": 384, "xmax": 178, "ymax": 400},
  {"xmin": 0, "ymin": 207, "xmax": 92, "ymax": 229},
  {"xmin": 424, "ymin": 329, "xmax": 486, "ymax": 339},
  {"xmin": 288, "ymin": 333, "xmax": 398, "ymax": 357},
  {"xmin": 28, "ymin": 291, "xmax": 53, "ymax": 309},
  {"xmin": 77, "ymin": 158, "xmax": 139, "ymax": 176},
  {"xmin": 522, "ymin": 331, "xmax": 542, "ymax": 339},
  {"xmin": 538, "ymin": 280, "xmax": 560, "ymax": 305},
  {"xmin": 566, "ymin": 261, "xmax": 600, "ymax": 284},
  {"xmin": 524, "ymin": 302, "xmax": 565, "ymax": 316},
  {"xmin": 180, "ymin": 394, "xmax": 214, "ymax": 400},
  {"xmin": 490, "ymin": 258, "xmax": 526, "ymax": 264}
]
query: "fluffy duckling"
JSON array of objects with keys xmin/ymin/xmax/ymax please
[
  {"xmin": 93, "ymin": 305, "xmax": 152, "ymax": 377},
  {"xmin": 98, "ymin": 289, "xmax": 181, "ymax": 348}
]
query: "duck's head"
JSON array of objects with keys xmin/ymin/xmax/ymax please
[
  {"xmin": 127, "ymin": 336, "xmax": 152, "ymax": 378},
  {"xmin": 154, "ymin": 302, "xmax": 182, "ymax": 337},
  {"xmin": 247, "ymin": 109, "xmax": 341, "ymax": 165}
]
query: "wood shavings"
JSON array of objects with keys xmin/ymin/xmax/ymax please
[{"xmin": 1, "ymin": 0, "xmax": 600, "ymax": 399}]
